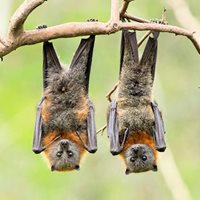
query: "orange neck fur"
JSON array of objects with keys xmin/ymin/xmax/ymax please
[
  {"xmin": 120, "ymin": 131, "xmax": 157, "ymax": 159},
  {"xmin": 43, "ymin": 131, "xmax": 87, "ymax": 156}
]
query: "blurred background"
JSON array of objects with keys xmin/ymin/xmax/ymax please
[{"xmin": 0, "ymin": 0, "xmax": 200, "ymax": 199}]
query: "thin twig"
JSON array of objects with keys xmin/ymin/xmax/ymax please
[
  {"xmin": 137, "ymin": 8, "xmax": 168, "ymax": 47},
  {"xmin": 96, "ymin": 125, "xmax": 107, "ymax": 135},
  {"xmin": 111, "ymin": 0, "xmax": 120, "ymax": 28},
  {"xmin": 106, "ymin": 81, "xmax": 119, "ymax": 102},
  {"xmin": 137, "ymin": 31, "xmax": 151, "ymax": 47},
  {"xmin": 120, "ymin": 1, "xmax": 130, "ymax": 16},
  {"xmin": 123, "ymin": 13, "xmax": 150, "ymax": 23}
]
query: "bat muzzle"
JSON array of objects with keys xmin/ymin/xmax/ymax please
[{"xmin": 60, "ymin": 139, "xmax": 70, "ymax": 150}]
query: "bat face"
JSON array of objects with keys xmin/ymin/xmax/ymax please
[
  {"xmin": 123, "ymin": 144, "xmax": 157, "ymax": 174},
  {"xmin": 43, "ymin": 139, "xmax": 81, "ymax": 171}
]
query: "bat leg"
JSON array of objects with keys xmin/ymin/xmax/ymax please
[
  {"xmin": 107, "ymin": 100, "xmax": 121, "ymax": 155},
  {"xmin": 120, "ymin": 128, "xmax": 129, "ymax": 149},
  {"xmin": 86, "ymin": 100, "xmax": 97, "ymax": 153},
  {"xmin": 32, "ymin": 97, "xmax": 45, "ymax": 154},
  {"xmin": 151, "ymin": 100, "xmax": 166, "ymax": 152}
]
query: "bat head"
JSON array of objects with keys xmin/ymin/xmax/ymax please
[
  {"xmin": 44, "ymin": 139, "xmax": 81, "ymax": 171},
  {"xmin": 123, "ymin": 144, "xmax": 157, "ymax": 174}
]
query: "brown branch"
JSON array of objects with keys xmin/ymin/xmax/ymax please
[
  {"xmin": 137, "ymin": 31, "xmax": 151, "ymax": 47},
  {"xmin": 8, "ymin": 0, "xmax": 46, "ymax": 38},
  {"xmin": 106, "ymin": 81, "xmax": 119, "ymax": 102},
  {"xmin": 123, "ymin": 13, "xmax": 150, "ymax": 23},
  {"xmin": 120, "ymin": 1, "xmax": 130, "ymax": 16},
  {"xmin": 111, "ymin": 0, "xmax": 120, "ymax": 25},
  {"xmin": 0, "ymin": 0, "xmax": 200, "ymax": 58},
  {"xmin": 96, "ymin": 125, "xmax": 107, "ymax": 135}
]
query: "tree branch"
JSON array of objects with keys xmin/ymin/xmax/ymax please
[
  {"xmin": 111, "ymin": 0, "xmax": 120, "ymax": 25},
  {"xmin": 120, "ymin": 1, "xmax": 130, "ymax": 16},
  {"xmin": 0, "ymin": 0, "xmax": 200, "ymax": 59},
  {"xmin": 8, "ymin": 0, "xmax": 46, "ymax": 38}
]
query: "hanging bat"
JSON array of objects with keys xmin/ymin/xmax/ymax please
[
  {"xmin": 32, "ymin": 35, "xmax": 97, "ymax": 172},
  {"xmin": 107, "ymin": 30, "xmax": 166, "ymax": 174}
]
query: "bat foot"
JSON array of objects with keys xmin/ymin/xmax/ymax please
[
  {"xmin": 36, "ymin": 24, "xmax": 48, "ymax": 30},
  {"xmin": 150, "ymin": 18, "xmax": 167, "ymax": 25},
  {"xmin": 87, "ymin": 19, "xmax": 98, "ymax": 22}
]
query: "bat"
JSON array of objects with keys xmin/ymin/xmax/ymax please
[
  {"xmin": 32, "ymin": 35, "xmax": 97, "ymax": 171},
  {"xmin": 107, "ymin": 30, "xmax": 166, "ymax": 174}
]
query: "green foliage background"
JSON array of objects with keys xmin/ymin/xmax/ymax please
[{"xmin": 0, "ymin": 0, "xmax": 200, "ymax": 199}]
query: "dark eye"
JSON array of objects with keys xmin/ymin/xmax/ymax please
[
  {"xmin": 142, "ymin": 155, "xmax": 147, "ymax": 161},
  {"xmin": 67, "ymin": 151, "xmax": 73, "ymax": 157},
  {"xmin": 56, "ymin": 151, "xmax": 63, "ymax": 157},
  {"xmin": 130, "ymin": 157, "xmax": 135, "ymax": 162}
]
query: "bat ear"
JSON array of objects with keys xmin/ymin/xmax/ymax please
[
  {"xmin": 75, "ymin": 165, "xmax": 80, "ymax": 171},
  {"xmin": 152, "ymin": 164, "xmax": 158, "ymax": 172},
  {"xmin": 125, "ymin": 168, "xmax": 131, "ymax": 175},
  {"xmin": 51, "ymin": 165, "xmax": 56, "ymax": 171},
  {"xmin": 43, "ymin": 41, "xmax": 62, "ymax": 88}
]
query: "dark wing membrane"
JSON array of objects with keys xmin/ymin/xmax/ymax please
[
  {"xmin": 69, "ymin": 35, "xmax": 95, "ymax": 92},
  {"xmin": 120, "ymin": 31, "xmax": 139, "ymax": 74},
  {"xmin": 151, "ymin": 100, "xmax": 166, "ymax": 152},
  {"xmin": 32, "ymin": 97, "xmax": 45, "ymax": 154},
  {"xmin": 140, "ymin": 32, "xmax": 159, "ymax": 82},
  {"xmin": 107, "ymin": 100, "xmax": 121, "ymax": 155},
  {"xmin": 43, "ymin": 42, "xmax": 62, "ymax": 89},
  {"xmin": 86, "ymin": 100, "xmax": 97, "ymax": 153}
]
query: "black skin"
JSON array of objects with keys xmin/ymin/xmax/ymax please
[
  {"xmin": 107, "ymin": 30, "xmax": 166, "ymax": 156},
  {"xmin": 32, "ymin": 34, "xmax": 97, "ymax": 171}
]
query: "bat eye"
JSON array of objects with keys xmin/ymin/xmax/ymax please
[
  {"xmin": 130, "ymin": 157, "xmax": 135, "ymax": 162},
  {"xmin": 141, "ymin": 155, "xmax": 147, "ymax": 161},
  {"xmin": 67, "ymin": 151, "xmax": 73, "ymax": 157},
  {"xmin": 56, "ymin": 151, "xmax": 63, "ymax": 157}
]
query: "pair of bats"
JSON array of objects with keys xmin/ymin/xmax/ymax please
[{"xmin": 32, "ymin": 30, "xmax": 166, "ymax": 174}]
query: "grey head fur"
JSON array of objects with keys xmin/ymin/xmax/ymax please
[
  {"xmin": 124, "ymin": 144, "xmax": 157, "ymax": 174},
  {"xmin": 46, "ymin": 139, "xmax": 81, "ymax": 171}
]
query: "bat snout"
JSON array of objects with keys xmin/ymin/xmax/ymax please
[
  {"xmin": 60, "ymin": 139, "xmax": 70, "ymax": 150},
  {"xmin": 132, "ymin": 147, "xmax": 139, "ymax": 154}
]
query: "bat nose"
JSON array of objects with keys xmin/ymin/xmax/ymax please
[
  {"xmin": 133, "ymin": 148, "xmax": 138, "ymax": 154},
  {"xmin": 60, "ymin": 140, "xmax": 69, "ymax": 149}
]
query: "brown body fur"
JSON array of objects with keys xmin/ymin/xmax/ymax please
[{"xmin": 43, "ymin": 131, "xmax": 87, "ymax": 161}]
